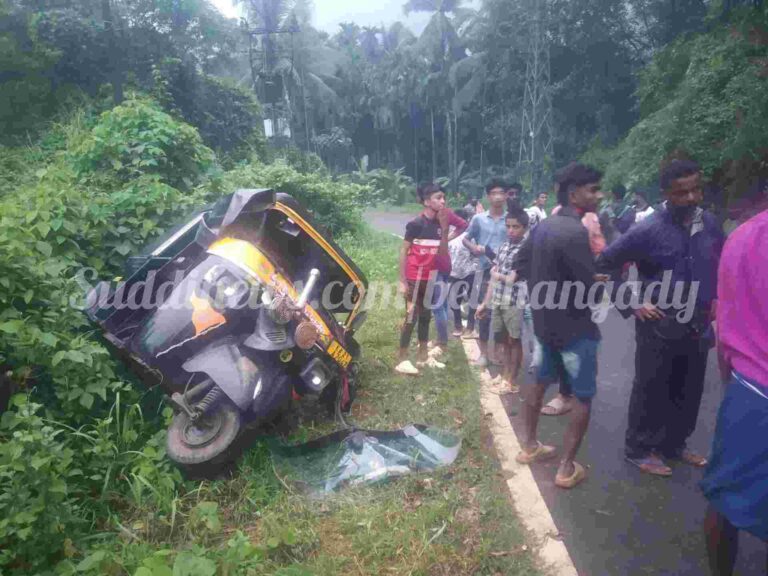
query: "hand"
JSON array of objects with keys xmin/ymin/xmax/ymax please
[
  {"xmin": 476, "ymin": 304, "xmax": 488, "ymax": 320},
  {"xmin": 473, "ymin": 244, "xmax": 486, "ymax": 257},
  {"xmin": 437, "ymin": 208, "xmax": 450, "ymax": 230},
  {"xmin": 398, "ymin": 280, "xmax": 407, "ymax": 296},
  {"xmin": 593, "ymin": 274, "xmax": 610, "ymax": 282},
  {"xmin": 634, "ymin": 303, "xmax": 665, "ymax": 322}
]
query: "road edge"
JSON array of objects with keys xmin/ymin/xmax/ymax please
[{"xmin": 461, "ymin": 338, "xmax": 578, "ymax": 576}]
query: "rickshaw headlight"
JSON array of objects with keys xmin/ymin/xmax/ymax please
[
  {"xmin": 300, "ymin": 358, "xmax": 331, "ymax": 393},
  {"xmin": 295, "ymin": 321, "xmax": 319, "ymax": 350}
]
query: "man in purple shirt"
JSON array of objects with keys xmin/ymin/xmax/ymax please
[{"xmin": 701, "ymin": 204, "xmax": 768, "ymax": 576}]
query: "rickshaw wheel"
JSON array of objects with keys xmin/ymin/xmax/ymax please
[{"xmin": 166, "ymin": 394, "xmax": 241, "ymax": 466}]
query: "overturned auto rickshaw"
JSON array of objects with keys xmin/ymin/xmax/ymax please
[{"xmin": 85, "ymin": 189, "xmax": 368, "ymax": 469}]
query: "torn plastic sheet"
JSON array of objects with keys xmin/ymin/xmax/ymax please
[{"xmin": 268, "ymin": 424, "xmax": 461, "ymax": 495}]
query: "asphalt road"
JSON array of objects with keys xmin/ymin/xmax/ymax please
[
  {"xmin": 503, "ymin": 310, "xmax": 765, "ymax": 576},
  {"xmin": 367, "ymin": 208, "xmax": 765, "ymax": 576}
]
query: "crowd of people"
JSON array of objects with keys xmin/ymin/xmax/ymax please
[{"xmin": 393, "ymin": 160, "xmax": 767, "ymax": 575}]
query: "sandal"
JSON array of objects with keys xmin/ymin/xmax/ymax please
[
  {"xmin": 625, "ymin": 454, "xmax": 673, "ymax": 477},
  {"xmin": 516, "ymin": 442, "xmax": 557, "ymax": 465},
  {"xmin": 395, "ymin": 360, "xmax": 420, "ymax": 376},
  {"xmin": 555, "ymin": 462, "xmax": 586, "ymax": 489},
  {"xmin": 541, "ymin": 396, "xmax": 572, "ymax": 416},
  {"xmin": 677, "ymin": 450, "xmax": 708, "ymax": 468}
]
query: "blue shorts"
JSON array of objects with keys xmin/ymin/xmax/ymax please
[
  {"xmin": 532, "ymin": 337, "xmax": 599, "ymax": 401},
  {"xmin": 700, "ymin": 372, "xmax": 768, "ymax": 541}
]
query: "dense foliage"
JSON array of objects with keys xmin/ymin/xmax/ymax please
[
  {"xmin": 0, "ymin": 100, "xmax": 365, "ymax": 573},
  {"xmin": 586, "ymin": 7, "xmax": 768, "ymax": 202},
  {"xmin": 1, "ymin": 0, "xmax": 768, "ymax": 571}
]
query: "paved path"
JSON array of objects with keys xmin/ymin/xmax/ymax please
[
  {"xmin": 366, "ymin": 209, "xmax": 765, "ymax": 576},
  {"xmin": 364, "ymin": 209, "xmax": 417, "ymax": 237},
  {"xmin": 502, "ymin": 310, "xmax": 765, "ymax": 575}
]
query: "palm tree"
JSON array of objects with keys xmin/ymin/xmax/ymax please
[{"xmin": 404, "ymin": 0, "xmax": 467, "ymax": 181}]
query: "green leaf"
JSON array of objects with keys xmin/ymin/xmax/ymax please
[
  {"xmin": 134, "ymin": 568, "xmax": 153, "ymax": 576},
  {"xmin": 172, "ymin": 552, "xmax": 216, "ymax": 576},
  {"xmin": 52, "ymin": 350, "xmax": 67, "ymax": 366},
  {"xmin": 67, "ymin": 350, "xmax": 87, "ymax": 364},
  {"xmin": 79, "ymin": 392, "xmax": 94, "ymax": 409},
  {"xmin": 36, "ymin": 241, "xmax": 53, "ymax": 257},
  {"xmin": 76, "ymin": 550, "xmax": 106, "ymax": 572},
  {"xmin": 40, "ymin": 332, "xmax": 58, "ymax": 347},
  {"xmin": 0, "ymin": 320, "xmax": 23, "ymax": 334},
  {"xmin": 115, "ymin": 243, "xmax": 133, "ymax": 256}
]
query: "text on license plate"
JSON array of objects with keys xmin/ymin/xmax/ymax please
[{"xmin": 327, "ymin": 340, "xmax": 352, "ymax": 368}]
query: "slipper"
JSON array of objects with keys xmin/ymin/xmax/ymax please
[
  {"xmin": 625, "ymin": 455, "xmax": 673, "ymax": 477},
  {"xmin": 677, "ymin": 450, "xmax": 708, "ymax": 468},
  {"xmin": 516, "ymin": 442, "xmax": 557, "ymax": 465},
  {"xmin": 452, "ymin": 329, "xmax": 463, "ymax": 338},
  {"xmin": 395, "ymin": 360, "xmax": 420, "ymax": 376},
  {"xmin": 428, "ymin": 346, "xmax": 444, "ymax": 359},
  {"xmin": 555, "ymin": 462, "xmax": 586, "ymax": 489},
  {"xmin": 541, "ymin": 396, "xmax": 572, "ymax": 416},
  {"xmin": 417, "ymin": 357, "xmax": 446, "ymax": 370}
]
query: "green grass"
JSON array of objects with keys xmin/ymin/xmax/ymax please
[{"xmin": 76, "ymin": 228, "xmax": 541, "ymax": 575}]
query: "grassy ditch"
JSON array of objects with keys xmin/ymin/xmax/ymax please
[{"xmin": 57, "ymin": 228, "xmax": 541, "ymax": 575}]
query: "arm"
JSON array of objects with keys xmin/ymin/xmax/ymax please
[
  {"xmin": 447, "ymin": 211, "xmax": 468, "ymax": 240},
  {"xmin": 462, "ymin": 217, "xmax": 486, "ymax": 256},
  {"xmin": 595, "ymin": 225, "xmax": 644, "ymax": 272},
  {"xmin": 437, "ymin": 209, "xmax": 450, "ymax": 258},
  {"xmin": 476, "ymin": 267, "xmax": 497, "ymax": 318},
  {"xmin": 399, "ymin": 240, "xmax": 410, "ymax": 293}
]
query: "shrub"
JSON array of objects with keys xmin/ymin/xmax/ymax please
[
  {"xmin": 210, "ymin": 159, "xmax": 366, "ymax": 236},
  {"xmin": 71, "ymin": 97, "xmax": 215, "ymax": 190},
  {"xmin": 0, "ymin": 396, "xmax": 87, "ymax": 573},
  {"xmin": 597, "ymin": 10, "xmax": 768, "ymax": 198},
  {"xmin": 152, "ymin": 59, "xmax": 266, "ymax": 161}
]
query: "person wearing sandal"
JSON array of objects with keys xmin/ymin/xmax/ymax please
[
  {"xmin": 512, "ymin": 163, "xmax": 604, "ymax": 490},
  {"xmin": 597, "ymin": 160, "xmax": 724, "ymax": 476}
]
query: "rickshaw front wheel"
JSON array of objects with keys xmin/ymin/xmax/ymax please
[{"xmin": 166, "ymin": 394, "xmax": 241, "ymax": 466}]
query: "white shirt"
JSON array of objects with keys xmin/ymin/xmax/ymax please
[
  {"xmin": 635, "ymin": 206, "xmax": 655, "ymax": 223},
  {"xmin": 525, "ymin": 205, "xmax": 548, "ymax": 229}
]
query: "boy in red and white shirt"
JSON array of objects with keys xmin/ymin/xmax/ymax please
[{"xmin": 396, "ymin": 183, "xmax": 451, "ymax": 375}]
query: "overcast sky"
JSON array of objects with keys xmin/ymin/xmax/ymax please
[{"xmin": 209, "ymin": 0, "xmax": 449, "ymax": 36}]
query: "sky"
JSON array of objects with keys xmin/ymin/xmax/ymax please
[{"xmin": 208, "ymin": 0, "xmax": 453, "ymax": 36}]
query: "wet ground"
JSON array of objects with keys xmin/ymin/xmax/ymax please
[
  {"xmin": 502, "ymin": 310, "xmax": 765, "ymax": 576},
  {"xmin": 365, "ymin": 208, "xmax": 419, "ymax": 237},
  {"xmin": 368, "ymin": 209, "xmax": 765, "ymax": 576}
]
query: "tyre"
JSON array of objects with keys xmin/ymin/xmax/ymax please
[{"xmin": 166, "ymin": 393, "xmax": 241, "ymax": 466}]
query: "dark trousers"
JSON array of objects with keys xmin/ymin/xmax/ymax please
[
  {"xmin": 399, "ymin": 280, "xmax": 432, "ymax": 349},
  {"xmin": 449, "ymin": 277, "xmax": 471, "ymax": 331},
  {"xmin": 467, "ymin": 269, "xmax": 491, "ymax": 343},
  {"xmin": 625, "ymin": 319, "xmax": 710, "ymax": 459}
]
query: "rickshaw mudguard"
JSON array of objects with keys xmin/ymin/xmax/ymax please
[{"xmin": 182, "ymin": 337, "xmax": 260, "ymax": 410}]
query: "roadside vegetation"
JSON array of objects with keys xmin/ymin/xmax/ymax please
[{"xmin": 0, "ymin": 98, "xmax": 540, "ymax": 575}]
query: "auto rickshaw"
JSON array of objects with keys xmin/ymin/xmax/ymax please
[{"xmin": 85, "ymin": 189, "xmax": 368, "ymax": 468}]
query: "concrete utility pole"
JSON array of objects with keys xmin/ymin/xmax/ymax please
[
  {"xmin": 244, "ymin": 0, "xmax": 299, "ymax": 144},
  {"xmin": 518, "ymin": 0, "xmax": 554, "ymax": 198}
]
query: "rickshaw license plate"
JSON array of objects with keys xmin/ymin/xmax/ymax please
[{"xmin": 327, "ymin": 340, "xmax": 352, "ymax": 368}]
